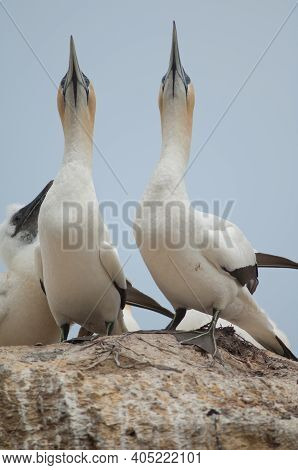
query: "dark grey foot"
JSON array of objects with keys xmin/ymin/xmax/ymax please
[
  {"xmin": 180, "ymin": 330, "xmax": 217, "ymax": 356},
  {"xmin": 180, "ymin": 309, "xmax": 221, "ymax": 358}
]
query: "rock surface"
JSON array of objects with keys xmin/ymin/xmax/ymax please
[{"xmin": 0, "ymin": 328, "xmax": 297, "ymax": 449}]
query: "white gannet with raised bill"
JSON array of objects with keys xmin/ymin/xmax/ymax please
[
  {"xmin": 0, "ymin": 182, "xmax": 61, "ymax": 345},
  {"xmin": 37, "ymin": 37, "xmax": 127, "ymax": 339},
  {"xmin": 135, "ymin": 22, "xmax": 297, "ymax": 360}
]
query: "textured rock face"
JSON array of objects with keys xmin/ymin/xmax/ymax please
[{"xmin": 0, "ymin": 329, "xmax": 297, "ymax": 450}]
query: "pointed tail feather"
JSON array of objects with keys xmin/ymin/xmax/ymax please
[
  {"xmin": 275, "ymin": 335, "xmax": 298, "ymax": 361},
  {"xmin": 221, "ymin": 288, "xmax": 297, "ymax": 361},
  {"xmin": 126, "ymin": 285, "xmax": 174, "ymax": 319},
  {"xmin": 256, "ymin": 252, "xmax": 298, "ymax": 269}
]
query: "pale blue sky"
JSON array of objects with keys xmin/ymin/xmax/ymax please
[{"xmin": 0, "ymin": 0, "xmax": 297, "ymax": 352}]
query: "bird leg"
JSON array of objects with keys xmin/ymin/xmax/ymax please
[
  {"xmin": 61, "ymin": 323, "xmax": 70, "ymax": 342},
  {"xmin": 180, "ymin": 309, "xmax": 220, "ymax": 357},
  {"xmin": 165, "ymin": 307, "xmax": 187, "ymax": 330},
  {"xmin": 105, "ymin": 321, "xmax": 114, "ymax": 336}
]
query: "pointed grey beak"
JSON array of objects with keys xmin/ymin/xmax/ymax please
[
  {"xmin": 11, "ymin": 181, "xmax": 53, "ymax": 238},
  {"xmin": 163, "ymin": 21, "xmax": 190, "ymax": 96},
  {"xmin": 63, "ymin": 36, "xmax": 88, "ymax": 106}
]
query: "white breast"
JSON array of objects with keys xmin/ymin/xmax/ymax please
[{"xmin": 38, "ymin": 163, "xmax": 121, "ymax": 332}]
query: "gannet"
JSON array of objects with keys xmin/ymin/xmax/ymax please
[
  {"xmin": 135, "ymin": 22, "xmax": 297, "ymax": 360},
  {"xmin": 0, "ymin": 182, "xmax": 61, "ymax": 346},
  {"xmin": 37, "ymin": 37, "xmax": 129, "ymax": 339}
]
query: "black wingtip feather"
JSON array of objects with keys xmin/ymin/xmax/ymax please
[
  {"xmin": 256, "ymin": 253, "xmax": 298, "ymax": 269},
  {"xmin": 126, "ymin": 285, "xmax": 174, "ymax": 319},
  {"xmin": 275, "ymin": 335, "xmax": 298, "ymax": 361}
]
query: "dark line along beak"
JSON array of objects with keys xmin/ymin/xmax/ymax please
[
  {"xmin": 12, "ymin": 180, "xmax": 53, "ymax": 237},
  {"xmin": 163, "ymin": 21, "xmax": 189, "ymax": 96},
  {"xmin": 63, "ymin": 36, "xmax": 88, "ymax": 106}
]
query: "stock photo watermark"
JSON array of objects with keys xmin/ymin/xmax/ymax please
[{"xmin": 61, "ymin": 199, "xmax": 236, "ymax": 252}]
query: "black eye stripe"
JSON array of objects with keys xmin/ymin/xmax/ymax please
[
  {"xmin": 60, "ymin": 72, "xmax": 90, "ymax": 94},
  {"xmin": 82, "ymin": 72, "xmax": 90, "ymax": 88},
  {"xmin": 161, "ymin": 68, "xmax": 191, "ymax": 91}
]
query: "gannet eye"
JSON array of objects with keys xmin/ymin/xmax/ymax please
[
  {"xmin": 59, "ymin": 71, "xmax": 90, "ymax": 103},
  {"xmin": 11, "ymin": 213, "xmax": 21, "ymax": 226},
  {"xmin": 184, "ymin": 70, "xmax": 191, "ymax": 85},
  {"xmin": 82, "ymin": 72, "xmax": 90, "ymax": 89},
  {"xmin": 161, "ymin": 70, "xmax": 191, "ymax": 93},
  {"xmin": 60, "ymin": 74, "xmax": 67, "ymax": 90},
  {"xmin": 82, "ymin": 72, "xmax": 90, "ymax": 100}
]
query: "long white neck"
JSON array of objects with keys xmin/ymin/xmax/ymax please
[
  {"xmin": 62, "ymin": 111, "xmax": 94, "ymax": 168},
  {"xmin": 161, "ymin": 103, "xmax": 192, "ymax": 169},
  {"xmin": 145, "ymin": 102, "xmax": 192, "ymax": 201}
]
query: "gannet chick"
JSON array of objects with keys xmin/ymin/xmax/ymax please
[
  {"xmin": 37, "ymin": 37, "xmax": 127, "ymax": 339},
  {"xmin": 0, "ymin": 182, "xmax": 60, "ymax": 346},
  {"xmin": 135, "ymin": 22, "xmax": 297, "ymax": 361}
]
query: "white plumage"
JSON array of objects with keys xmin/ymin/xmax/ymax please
[
  {"xmin": 38, "ymin": 37, "xmax": 126, "ymax": 336},
  {"xmin": 135, "ymin": 23, "xmax": 295, "ymax": 359},
  {"xmin": 123, "ymin": 305, "xmax": 140, "ymax": 332},
  {"xmin": 0, "ymin": 202, "xmax": 60, "ymax": 346}
]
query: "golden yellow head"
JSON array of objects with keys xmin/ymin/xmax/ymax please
[
  {"xmin": 158, "ymin": 22, "xmax": 195, "ymax": 129},
  {"xmin": 57, "ymin": 36, "xmax": 96, "ymax": 136}
]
